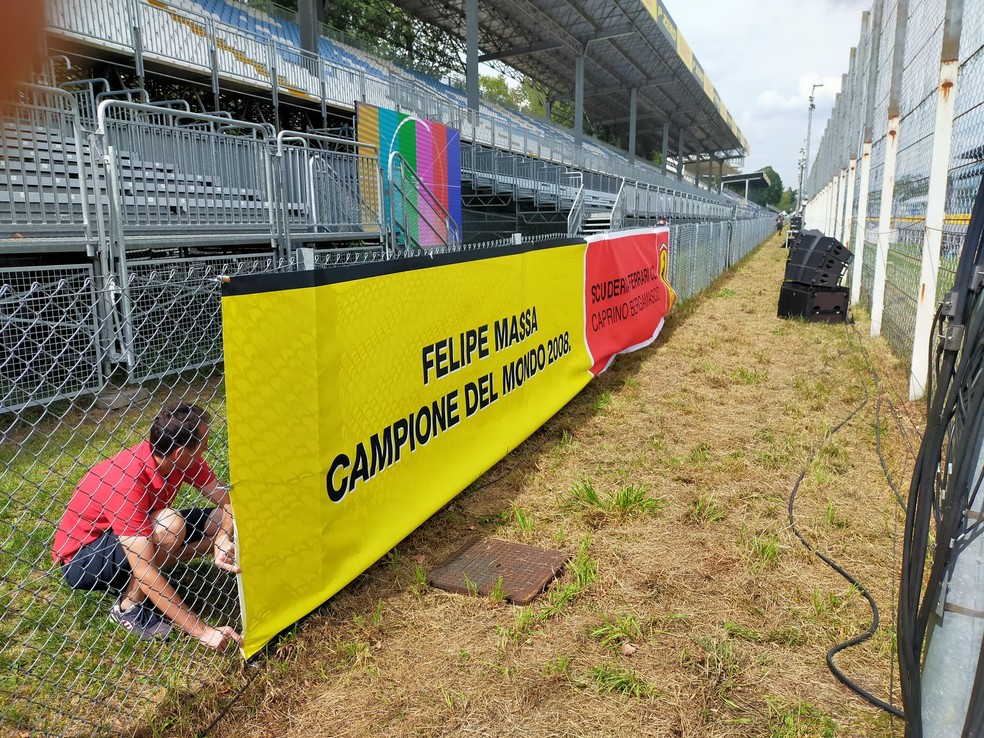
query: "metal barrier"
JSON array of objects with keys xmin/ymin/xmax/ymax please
[
  {"xmin": 0, "ymin": 217, "xmax": 775, "ymax": 738},
  {"xmin": 276, "ymin": 131, "xmax": 384, "ymax": 246},
  {"xmin": 0, "ymin": 46, "xmax": 778, "ymax": 738},
  {"xmin": 0, "ymin": 85, "xmax": 94, "ymax": 253},
  {"xmin": 95, "ymin": 100, "xmax": 276, "ymax": 247},
  {"xmin": 45, "ymin": 0, "xmax": 726, "ymax": 199},
  {"xmin": 388, "ymin": 151, "xmax": 461, "ymax": 251}
]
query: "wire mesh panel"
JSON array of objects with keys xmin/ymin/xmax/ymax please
[
  {"xmin": 668, "ymin": 223, "xmax": 697, "ymax": 302},
  {"xmin": 882, "ymin": 236, "xmax": 921, "ymax": 360},
  {"xmin": 122, "ymin": 253, "xmax": 284, "ymax": 384},
  {"xmin": 98, "ymin": 102, "xmax": 274, "ymax": 245},
  {"xmin": 0, "ymin": 374, "xmax": 240, "ymax": 737},
  {"xmin": 862, "ymin": 136, "xmax": 886, "ymax": 310},
  {"xmin": 860, "ymin": 229, "xmax": 877, "ymax": 312},
  {"xmin": 878, "ymin": 0, "xmax": 942, "ymax": 361},
  {"xmin": 0, "ymin": 266, "xmax": 104, "ymax": 412},
  {"xmin": 943, "ymin": 38, "xmax": 984, "ymax": 299},
  {"xmin": 0, "ymin": 86, "xmax": 92, "ymax": 245}
]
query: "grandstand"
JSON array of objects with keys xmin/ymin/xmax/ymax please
[
  {"xmin": 30, "ymin": 0, "xmax": 762, "ymax": 252},
  {"xmin": 0, "ymin": 0, "xmax": 774, "ymax": 410}
]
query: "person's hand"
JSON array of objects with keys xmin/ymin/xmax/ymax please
[
  {"xmin": 213, "ymin": 532, "xmax": 241, "ymax": 574},
  {"xmin": 199, "ymin": 625, "xmax": 243, "ymax": 652}
]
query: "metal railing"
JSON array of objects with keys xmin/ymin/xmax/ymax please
[
  {"xmin": 44, "ymin": 0, "xmax": 737, "ymax": 203},
  {"xmin": 275, "ymin": 131, "xmax": 385, "ymax": 246},
  {"xmin": 388, "ymin": 151, "xmax": 461, "ymax": 251},
  {"xmin": 0, "ymin": 85, "xmax": 94, "ymax": 251},
  {"xmin": 567, "ymin": 173, "xmax": 585, "ymax": 237}
]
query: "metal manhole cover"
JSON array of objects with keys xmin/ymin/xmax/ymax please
[{"xmin": 428, "ymin": 538, "xmax": 570, "ymax": 604}]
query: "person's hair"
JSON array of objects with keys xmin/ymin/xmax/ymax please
[{"xmin": 149, "ymin": 402, "xmax": 211, "ymax": 457}]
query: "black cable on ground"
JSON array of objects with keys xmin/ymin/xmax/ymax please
[
  {"xmin": 784, "ymin": 330, "xmax": 905, "ymax": 719},
  {"xmin": 197, "ymin": 663, "xmax": 262, "ymax": 737}
]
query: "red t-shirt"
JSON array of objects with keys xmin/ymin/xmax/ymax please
[{"xmin": 52, "ymin": 440, "xmax": 217, "ymax": 564}]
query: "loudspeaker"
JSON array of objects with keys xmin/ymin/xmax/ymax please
[
  {"xmin": 777, "ymin": 283, "xmax": 849, "ymax": 323},
  {"xmin": 784, "ymin": 230, "xmax": 853, "ymax": 287}
]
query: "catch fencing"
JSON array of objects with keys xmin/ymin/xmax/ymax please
[
  {"xmin": 1, "ymin": 91, "xmax": 774, "ymax": 738},
  {"xmin": 803, "ymin": 0, "xmax": 983, "ymax": 399}
]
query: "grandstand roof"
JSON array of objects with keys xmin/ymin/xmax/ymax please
[{"xmin": 388, "ymin": 0, "xmax": 749, "ymax": 162}]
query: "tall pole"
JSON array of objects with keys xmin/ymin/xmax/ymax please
[
  {"xmin": 795, "ymin": 145, "xmax": 806, "ymax": 215},
  {"xmin": 802, "ymin": 83, "xmax": 823, "ymax": 220}
]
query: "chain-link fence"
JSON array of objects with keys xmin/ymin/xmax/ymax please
[
  {"xmin": 804, "ymin": 0, "xmax": 983, "ymax": 398},
  {"xmin": 1, "ymin": 45, "xmax": 776, "ymax": 738}
]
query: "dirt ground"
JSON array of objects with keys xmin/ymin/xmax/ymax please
[{"xmin": 161, "ymin": 234, "xmax": 920, "ymax": 738}]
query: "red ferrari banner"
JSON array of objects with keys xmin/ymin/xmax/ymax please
[{"xmin": 584, "ymin": 227, "xmax": 675, "ymax": 375}]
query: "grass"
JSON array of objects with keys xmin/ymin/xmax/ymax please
[
  {"xmin": 765, "ymin": 697, "xmax": 837, "ymax": 738},
  {"xmin": 562, "ymin": 480, "xmax": 665, "ymax": 520},
  {"xmin": 589, "ymin": 613, "xmax": 643, "ymax": 650},
  {"xmin": 580, "ymin": 664, "xmax": 658, "ymax": 699},
  {"xmin": 683, "ymin": 635, "xmax": 740, "ymax": 697},
  {"xmin": 745, "ymin": 532, "xmax": 781, "ymax": 569},
  {"xmin": 690, "ymin": 493, "xmax": 727, "ymax": 523}
]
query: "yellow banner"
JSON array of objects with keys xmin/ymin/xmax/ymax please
[
  {"xmin": 223, "ymin": 241, "xmax": 593, "ymax": 656},
  {"xmin": 224, "ymin": 233, "xmax": 673, "ymax": 657}
]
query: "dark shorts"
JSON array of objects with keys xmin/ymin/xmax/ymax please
[{"xmin": 60, "ymin": 507, "xmax": 214, "ymax": 592}]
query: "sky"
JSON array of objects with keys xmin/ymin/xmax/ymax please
[{"xmin": 666, "ymin": 0, "xmax": 873, "ymax": 193}]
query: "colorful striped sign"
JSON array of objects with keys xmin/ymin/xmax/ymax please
[{"xmin": 356, "ymin": 103, "xmax": 462, "ymax": 248}]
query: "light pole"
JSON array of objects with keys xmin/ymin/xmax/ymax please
[
  {"xmin": 801, "ymin": 82, "xmax": 823, "ymax": 220},
  {"xmin": 795, "ymin": 145, "xmax": 806, "ymax": 217}
]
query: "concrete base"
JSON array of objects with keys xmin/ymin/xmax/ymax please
[{"xmin": 95, "ymin": 386, "xmax": 151, "ymax": 411}]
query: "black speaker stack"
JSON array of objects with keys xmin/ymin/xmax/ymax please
[{"xmin": 777, "ymin": 229, "xmax": 853, "ymax": 323}]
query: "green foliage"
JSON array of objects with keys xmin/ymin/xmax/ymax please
[
  {"xmin": 777, "ymin": 187, "xmax": 796, "ymax": 213},
  {"xmin": 581, "ymin": 664, "xmax": 657, "ymax": 698},
  {"xmin": 320, "ymin": 0, "xmax": 464, "ymax": 80},
  {"xmin": 589, "ymin": 613, "xmax": 643, "ymax": 650},
  {"xmin": 563, "ymin": 481, "xmax": 665, "ymax": 520},
  {"xmin": 751, "ymin": 166, "xmax": 784, "ymax": 208},
  {"xmin": 480, "ymin": 75, "xmax": 522, "ymax": 108},
  {"xmin": 724, "ymin": 621, "xmax": 761, "ymax": 641}
]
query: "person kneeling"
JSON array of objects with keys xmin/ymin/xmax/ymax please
[{"xmin": 52, "ymin": 402, "xmax": 242, "ymax": 652}]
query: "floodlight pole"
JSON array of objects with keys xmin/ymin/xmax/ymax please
[
  {"xmin": 801, "ymin": 83, "xmax": 823, "ymax": 221},
  {"xmin": 795, "ymin": 146, "xmax": 806, "ymax": 215}
]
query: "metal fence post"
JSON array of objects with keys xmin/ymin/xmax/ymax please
[
  {"xmin": 208, "ymin": 18, "xmax": 220, "ymax": 111},
  {"xmin": 842, "ymin": 159, "xmax": 857, "ymax": 249},
  {"xmin": 129, "ymin": 0, "xmax": 145, "ymax": 84},
  {"xmin": 852, "ymin": 142, "xmax": 873, "ymax": 304},
  {"xmin": 908, "ymin": 0, "xmax": 962, "ymax": 400},
  {"xmin": 870, "ymin": 0, "xmax": 908, "ymax": 338}
]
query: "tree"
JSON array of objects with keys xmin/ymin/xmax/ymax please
[
  {"xmin": 271, "ymin": 0, "xmax": 464, "ymax": 80},
  {"xmin": 751, "ymin": 166, "xmax": 783, "ymax": 208},
  {"xmin": 479, "ymin": 75, "xmax": 521, "ymax": 109},
  {"xmin": 777, "ymin": 187, "xmax": 796, "ymax": 213}
]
